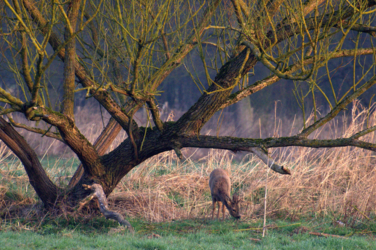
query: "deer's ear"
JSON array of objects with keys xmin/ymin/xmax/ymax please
[
  {"xmin": 225, "ymin": 195, "xmax": 232, "ymax": 205},
  {"xmin": 232, "ymin": 193, "xmax": 239, "ymax": 203}
]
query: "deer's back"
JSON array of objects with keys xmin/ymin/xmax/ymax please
[{"xmin": 209, "ymin": 169, "xmax": 231, "ymax": 201}]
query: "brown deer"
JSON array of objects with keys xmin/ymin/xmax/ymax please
[{"xmin": 209, "ymin": 168, "xmax": 241, "ymax": 220}]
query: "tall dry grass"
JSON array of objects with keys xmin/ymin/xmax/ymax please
[
  {"xmin": 0, "ymin": 101, "xmax": 375, "ymax": 224},
  {"xmin": 106, "ymin": 101, "xmax": 376, "ymax": 223}
]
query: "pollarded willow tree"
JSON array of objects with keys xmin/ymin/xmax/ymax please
[{"xmin": 1, "ymin": 0, "xmax": 376, "ymax": 226}]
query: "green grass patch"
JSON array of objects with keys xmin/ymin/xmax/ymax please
[{"xmin": 1, "ymin": 217, "xmax": 375, "ymax": 249}]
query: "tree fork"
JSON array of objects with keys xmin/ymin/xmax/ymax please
[{"xmin": 68, "ymin": 117, "xmax": 122, "ymax": 188}]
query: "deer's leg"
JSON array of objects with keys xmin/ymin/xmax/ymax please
[
  {"xmin": 217, "ymin": 202, "xmax": 221, "ymax": 220},
  {"xmin": 212, "ymin": 200, "xmax": 216, "ymax": 220},
  {"xmin": 222, "ymin": 202, "xmax": 226, "ymax": 220}
]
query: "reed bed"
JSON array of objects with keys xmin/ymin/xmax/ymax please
[{"xmin": 0, "ymin": 102, "xmax": 375, "ymax": 224}]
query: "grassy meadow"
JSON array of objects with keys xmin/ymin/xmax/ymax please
[
  {"xmin": 0, "ymin": 104, "xmax": 376, "ymax": 249},
  {"xmin": 1, "ymin": 217, "xmax": 376, "ymax": 249}
]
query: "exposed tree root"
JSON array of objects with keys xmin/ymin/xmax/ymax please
[{"xmin": 80, "ymin": 184, "xmax": 134, "ymax": 233}]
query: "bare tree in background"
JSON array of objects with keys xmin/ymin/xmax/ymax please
[{"xmin": 1, "ymin": 0, "xmax": 376, "ymax": 227}]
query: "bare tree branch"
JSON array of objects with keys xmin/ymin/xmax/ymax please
[
  {"xmin": 62, "ymin": 0, "xmax": 81, "ymax": 120},
  {"xmin": 146, "ymin": 99, "xmax": 164, "ymax": 132},
  {"xmin": 350, "ymin": 125, "xmax": 376, "ymax": 139},
  {"xmin": 7, "ymin": 116, "xmax": 63, "ymax": 142},
  {"xmin": 249, "ymin": 147, "xmax": 291, "ymax": 175},
  {"xmin": 266, "ymin": 1, "xmax": 376, "ymax": 48},
  {"xmin": 341, "ymin": 22, "xmax": 376, "ymax": 37},
  {"xmin": 221, "ymin": 48, "xmax": 376, "ymax": 108},
  {"xmin": 242, "ymin": 41, "xmax": 313, "ymax": 80},
  {"xmin": 298, "ymin": 75, "xmax": 376, "ymax": 138},
  {"xmin": 11, "ymin": 0, "xmax": 41, "ymax": 105},
  {"xmin": 0, "ymin": 87, "xmax": 24, "ymax": 107},
  {"xmin": 237, "ymin": 0, "xmax": 250, "ymax": 18},
  {"xmin": 81, "ymin": 184, "xmax": 134, "ymax": 232},
  {"xmin": 180, "ymin": 134, "xmax": 376, "ymax": 158}
]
